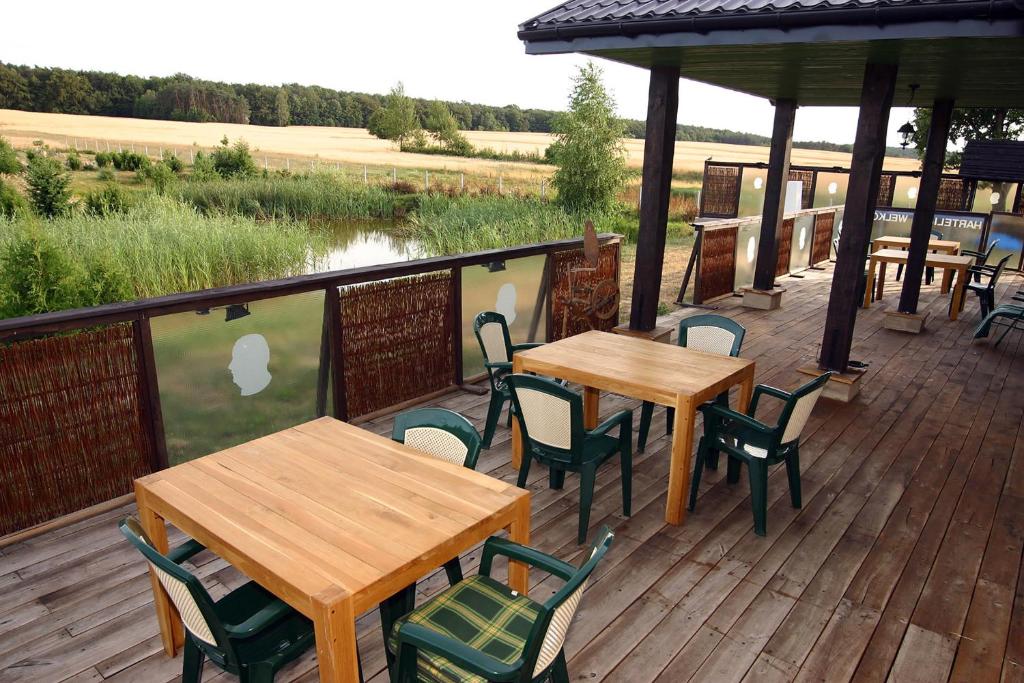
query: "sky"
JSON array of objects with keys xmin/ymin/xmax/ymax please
[{"xmin": 2, "ymin": 0, "xmax": 916, "ymax": 147}]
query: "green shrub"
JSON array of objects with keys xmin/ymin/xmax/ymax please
[
  {"xmin": 65, "ymin": 150, "xmax": 83, "ymax": 171},
  {"xmin": 111, "ymin": 150, "xmax": 150, "ymax": 171},
  {"xmin": 0, "ymin": 137, "xmax": 22, "ymax": 174},
  {"xmin": 97, "ymin": 167, "xmax": 116, "ymax": 182},
  {"xmin": 83, "ymin": 185, "xmax": 131, "ymax": 217},
  {"xmin": 0, "ymin": 180, "xmax": 28, "ymax": 218},
  {"xmin": 190, "ymin": 150, "xmax": 218, "ymax": 181},
  {"xmin": 162, "ymin": 150, "xmax": 184, "ymax": 173},
  {"xmin": 139, "ymin": 162, "xmax": 176, "ymax": 194},
  {"xmin": 25, "ymin": 156, "xmax": 73, "ymax": 218},
  {"xmin": 211, "ymin": 138, "xmax": 258, "ymax": 178},
  {"xmin": 94, "ymin": 151, "xmax": 112, "ymax": 167}
]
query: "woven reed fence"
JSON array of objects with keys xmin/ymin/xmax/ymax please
[
  {"xmin": 550, "ymin": 242, "xmax": 621, "ymax": 341},
  {"xmin": 811, "ymin": 211, "xmax": 835, "ymax": 265},
  {"xmin": 775, "ymin": 217, "xmax": 795, "ymax": 276},
  {"xmin": 0, "ymin": 325, "xmax": 154, "ymax": 536},
  {"xmin": 789, "ymin": 169, "xmax": 816, "ymax": 209},
  {"xmin": 338, "ymin": 271, "xmax": 455, "ymax": 418},
  {"xmin": 937, "ymin": 177, "xmax": 971, "ymax": 211},
  {"xmin": 697, "ymin": 225, "xmax": 739, "ymax": 302},
  {"xmin": 701, "ymin": 165, "xmax": 742, "ymax": 217},
  {"xmin": 877, "ymin": 174, "xmax": 897, "ymax": 207}
]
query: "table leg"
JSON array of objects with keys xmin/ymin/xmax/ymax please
[
  {"xmin": 583, "ymin": 386, "xmax": 600, "ymax": 430},
  {"xmin": 863, "ymin": 258, "xmax": 877, "ymax": 308},
  {"xmin": 875, "ymin": 262, "xmax": 887, "ymax": 302},
  {"xmin": 136, "ymin": 486, "xmax": 183, "ymax": 657},
  {"xmin": 313, "ymin": 592, "xmax": 360, "ymax": 683},
  {"xmin": 737, "ymin": 371, "xmax": 755, "ymax": 415},
  {"xmin": 941, "ymin": 265, "xmax": 953, "ymax": 293},
  {"xmin": 507, "ymin": 496, "xmax": 531, "ymax": 595},
  {"xmin": 665, "ymin": 396, "xmax": 696, "ymax": 526},
  {"xmin": 511, "ymin": 356, "xmax": 524, "ymax": 469},
  {"xmin": 950, "ymin": 267, "xmax": 966, "ymax": 321}
]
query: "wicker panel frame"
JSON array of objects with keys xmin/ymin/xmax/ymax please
[
  {"xmin": 811, "ymin": 212, "xmax": 835, "ymax": 265},
  {"xmin": 701, "ymin": 165, "xmax": 742, "ymax": 218},
  {"xmin": 338, "ymin": 271, "xmax": 455, "ymax": 418},
  {"xmin": 936, "ymin": 177, "xmax": 971, "ymax": 211},
  {"xmin": 775, "ymin": 218, "xmax": 795, "ymax": 277},
  {"xmin": 789, "ymin": 169, "xmax": 816, "ymax": 209},
  {"xmin": 877, "ymin": 174, "xmax": 897, "ymax": 207},
  {"xmin": 550, "ymin": 242, "xmax": 621, "ymax": 341},
  {"xmin": 0, "ymin": 324, "xmax": 155, "ymax": 536},
  {"xmin": 697, "ymin": 225, "xmax": 739, "ymax": 303}
]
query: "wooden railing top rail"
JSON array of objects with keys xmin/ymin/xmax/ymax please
[
  {"xmin": 0, "ymin": 234, "xmax": 622, "ymax": 341},
  {"xmin": 695, "ymin": 206, "xmax": 839, "ymax": 232}
]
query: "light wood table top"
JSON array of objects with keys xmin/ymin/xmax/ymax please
[
  {"xmin": 135, "ymin": 417, "xmax": 531, "ymax": 683},
  {"xmin": 873, "ymin": 235, "xmax": 961, "ymax": 254},
  {"xmin": 512, "ymin": 330, "xmax": 755, "ymax": 526},
  {"xmin": 864, "ymin": 249, "xmax": 975, "ymax": 320}
]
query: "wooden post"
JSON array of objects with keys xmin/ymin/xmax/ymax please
[
  {"xmin": 820, "ymin": 62, "xmax": 898, "ymax": 372},
  {"xmin": 898, "ymin": 98, "xmax": 954, "ymax": 314},
  {"xmin": 752, "ymin": 99, "xmax": 797, "ymax": 291},
  {"xmin": 451, "ymin": 267, "xmax": 463, "ymax": 385},
  {"xmin": 629, "ymin": 66, "xmax": 680, "ymax": 331},
  {"xmin": 325, "ymin": 286, "xmax": 348, "ymax": 421},
  {"xmin": 133, "ymin": 316, "xmax": 169, "ymax": 471}
]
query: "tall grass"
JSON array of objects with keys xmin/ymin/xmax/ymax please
[
  {"xmin": 405, "ymin": 194, "xmax": 605, "ymax": 255},
  {"xmin": 177, "ymin": 172, "xmax": 397, "ymax": 221},
  {"xmin": 0, "ymin": 196, "xmax": 328, "ymax": 300}
]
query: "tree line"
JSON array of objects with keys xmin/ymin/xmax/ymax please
[{"xmin": 0, "ymin": 62, "xmax": 914, "ymax": 156}]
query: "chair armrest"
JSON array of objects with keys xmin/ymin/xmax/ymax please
[
  {"xmin": 511, "ymin": 343, "xmax": 544, "ymax": 353},
  {"xmin": 480, "ymin": 537, "xmax": 576, "ymax": 581},
  {"xmin": 395, "ymin": 622, "xmax": 521, "ymax": 681},
  {"xmin": 588, "ymin": 410, "xmax": 632, "ymax": 438},
  {"xmin": 485, "ymin": 361, "xmax": 513, "ymax": 372},
  {"xmin": 959, "ymin": 249, "xmax": 985, "ymax": 259},
  {"xmin": 699, "ymin": 402, "xmax": 775, "ymax": 436},
  {"xmin": 223, "ymin": 598, "xmax": 294, "ymax": 639},
  {"xmin": 166, "ymin": 539, "xmax": 206, "ymax": 565},
  {"xmin": 748, "ymin": 384, "xmax": 790, "ymax": 416}
]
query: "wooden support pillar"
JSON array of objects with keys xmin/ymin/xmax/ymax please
[
  {"xmin": 629, "ymin": 66, "xmax": 679, "ymax": 331},
  {"xmin": 898, "ymin": 98, "xmax": 954, "ymax": 314},
  {"xmin": 752, "ymin": 99, "xmax": 797, "ymax": 291},
  {"xmin": 820, "ymin": 62, "xmax": 898, "ymax": 372}
]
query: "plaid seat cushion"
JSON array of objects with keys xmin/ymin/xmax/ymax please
[{"xmin": 388, "ymin": 574, "xmax": 542, "ymax": 683}]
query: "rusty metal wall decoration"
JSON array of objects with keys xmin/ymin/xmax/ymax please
[
  {"xmin": 338, "ymin": 271, "xmax": 455, "ymax": 418},
  {"xmin": 550, "ymin": 242, "xmax": 621, "ymax": 341},
  {"xmin": 0, "ymin": 325, "xmax": 154, "ymax": 536},
  {"xmin": 811, "ymin": 211, "xmax": 835, "ymax": 265},
  {"xmin": 696, "ymin": 225, "xmax": 739, "ymax": 303}
]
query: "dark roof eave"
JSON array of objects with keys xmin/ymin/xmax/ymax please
[{"xmin": 518, "ymin": 0, "xmax": 1024, "ymax": 43}]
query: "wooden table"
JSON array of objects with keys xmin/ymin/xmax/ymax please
[
  {"xmin": 863, "ymin": 249, "xmax": 975, "ymax": 320},
  {"xmin": 512, "ymin": 330, "xmax": 755, "ymax": 526},
  {"xmin": 871, "ymin": 235, "xmax": 961, "ymax": 293},
  {"xmin": 135, "ymin": 417, "xmax": 531, "ymax": 683}
]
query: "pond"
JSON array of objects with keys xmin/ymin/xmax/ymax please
[{"xmin": 315, "ymin": 218, "xmax": 423, "ymax": 271}]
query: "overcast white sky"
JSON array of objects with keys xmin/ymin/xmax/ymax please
[{"xmin": 2, "ymin": 0, "xmax": 915, "ymax": 147}]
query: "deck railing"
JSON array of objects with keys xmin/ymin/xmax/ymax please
[{"xmin": 0, "ymin": 235, "xmax": 621, "ymax": 538}]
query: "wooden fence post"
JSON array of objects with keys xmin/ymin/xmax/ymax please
[
  {"xmin": 133, "ymin": 317, "xmax": 169, "ymax": 471},
  {"xmin": 325, "ymin": 286, "xmax": 348, "ymax": 421}
]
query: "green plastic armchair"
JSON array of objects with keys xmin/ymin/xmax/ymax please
[
  {"xmin": 474, "ymin": 311, "xmax": 547, "ymax": 449},
  {"xmin": 506, "ymin": 374, "xmax": 632, "ymax": 544},
  {"xmin": 689, "ymin": 372, "xmax": 831, "ymax": 537},
  {"xmin": 638, "ymin": 314, "xmax": 746, "ymax": 465},
  {"xmin": 119, "ymin": 518, "xmax": 317, "ymax": 683},
  {"xmin": 388, "ymin": 527, "xmax": 614, "ymax": 683}
]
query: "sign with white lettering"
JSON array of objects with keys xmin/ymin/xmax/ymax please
[{"xmin": 872, "ymin": 208, "xmax": 987, "ymax": 252}]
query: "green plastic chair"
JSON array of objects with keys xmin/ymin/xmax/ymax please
[
  {"xmin": 637, "ymin": 314, "xmax": 746, "ymax": 463},
  {"xmin": 119, "ymin": 518, "xmax": 316, "ymax": 683},
  {"xmin": 392, "ymin": 407, "xmax": 483, "ymax": 586},
  {"xmin": 388, "ymin": 527, "xmax": 614, "ymax": 683},
  {"xmin": 689, "ymin": 372, "xmax": 832, "ymax": 537},
  {"xmin": 506, "ymin": 374, "xmax": 632, "ymax": 544},
  {"xmin": 474, "ymin": 311, "xmax": 545, "ymax": 449}
]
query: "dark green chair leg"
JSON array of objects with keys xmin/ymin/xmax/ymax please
[
  {"xmin": 748, "ymin": 459, "xmax": 768, "ymax": 537},
  {"xmin": 620, "ymin": 442, "xmax": 632, "ymax": 517},
  {"xmin": 688, "ymin": 438, "xmax": 706, "ymax": 511},
  {"xmin": 181, "ymin": 639, "xmax": 204, "ymax": 683},
  {"xmin": 442, "ymin": 557, "xmax": 463, "ymax": 586},
  {"xmin": 637, "ymin": 401, "xmax": 654, "ymax": 452},
  {"xmin": 726, "ymin": 456, "xmax": 742, "ymax": 484},
  {"xmin": 482, "ymin": 391, "xmax": 505, "ymax": 449},
  {"xmin": 785, "ymin": 447, "xmax": 802, "ymax": 509},
  {"xmin": 506, "ymin": 403, "xmax": 513, "ymax": 428},
  {"xmin": 578, "ymin": 465, "xmax": 597, "ymax": 544},
  {"xmin": 550, "ymin": 650, "xmax": 570, "ymax": 683},
  {"xmin": 380, "ymin": 583, "xmax": 417, "ymax": 673},
  {"xmin": 516, "ymin": 452, "xmax": 532, "ymax": 488},
  {"xmin": 240, "ymin": 662, "xmax": 274, "ymax": 683},
  {"xmin": 549, "ymin": 467, "xmax": 566, "ymax": 490}
]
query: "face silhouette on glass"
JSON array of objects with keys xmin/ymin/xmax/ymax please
[
  {"xmin": 496, "ymin": 283, "xmax": 518, "ymax": 325},
  {"xmin": 228, "ymin": 333, "xmax": 272, "ymax": 396}
]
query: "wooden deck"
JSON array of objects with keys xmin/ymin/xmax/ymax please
[{"xmin": 1, "ymin": 264, "xmax": 1022, "ymax": 683}]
